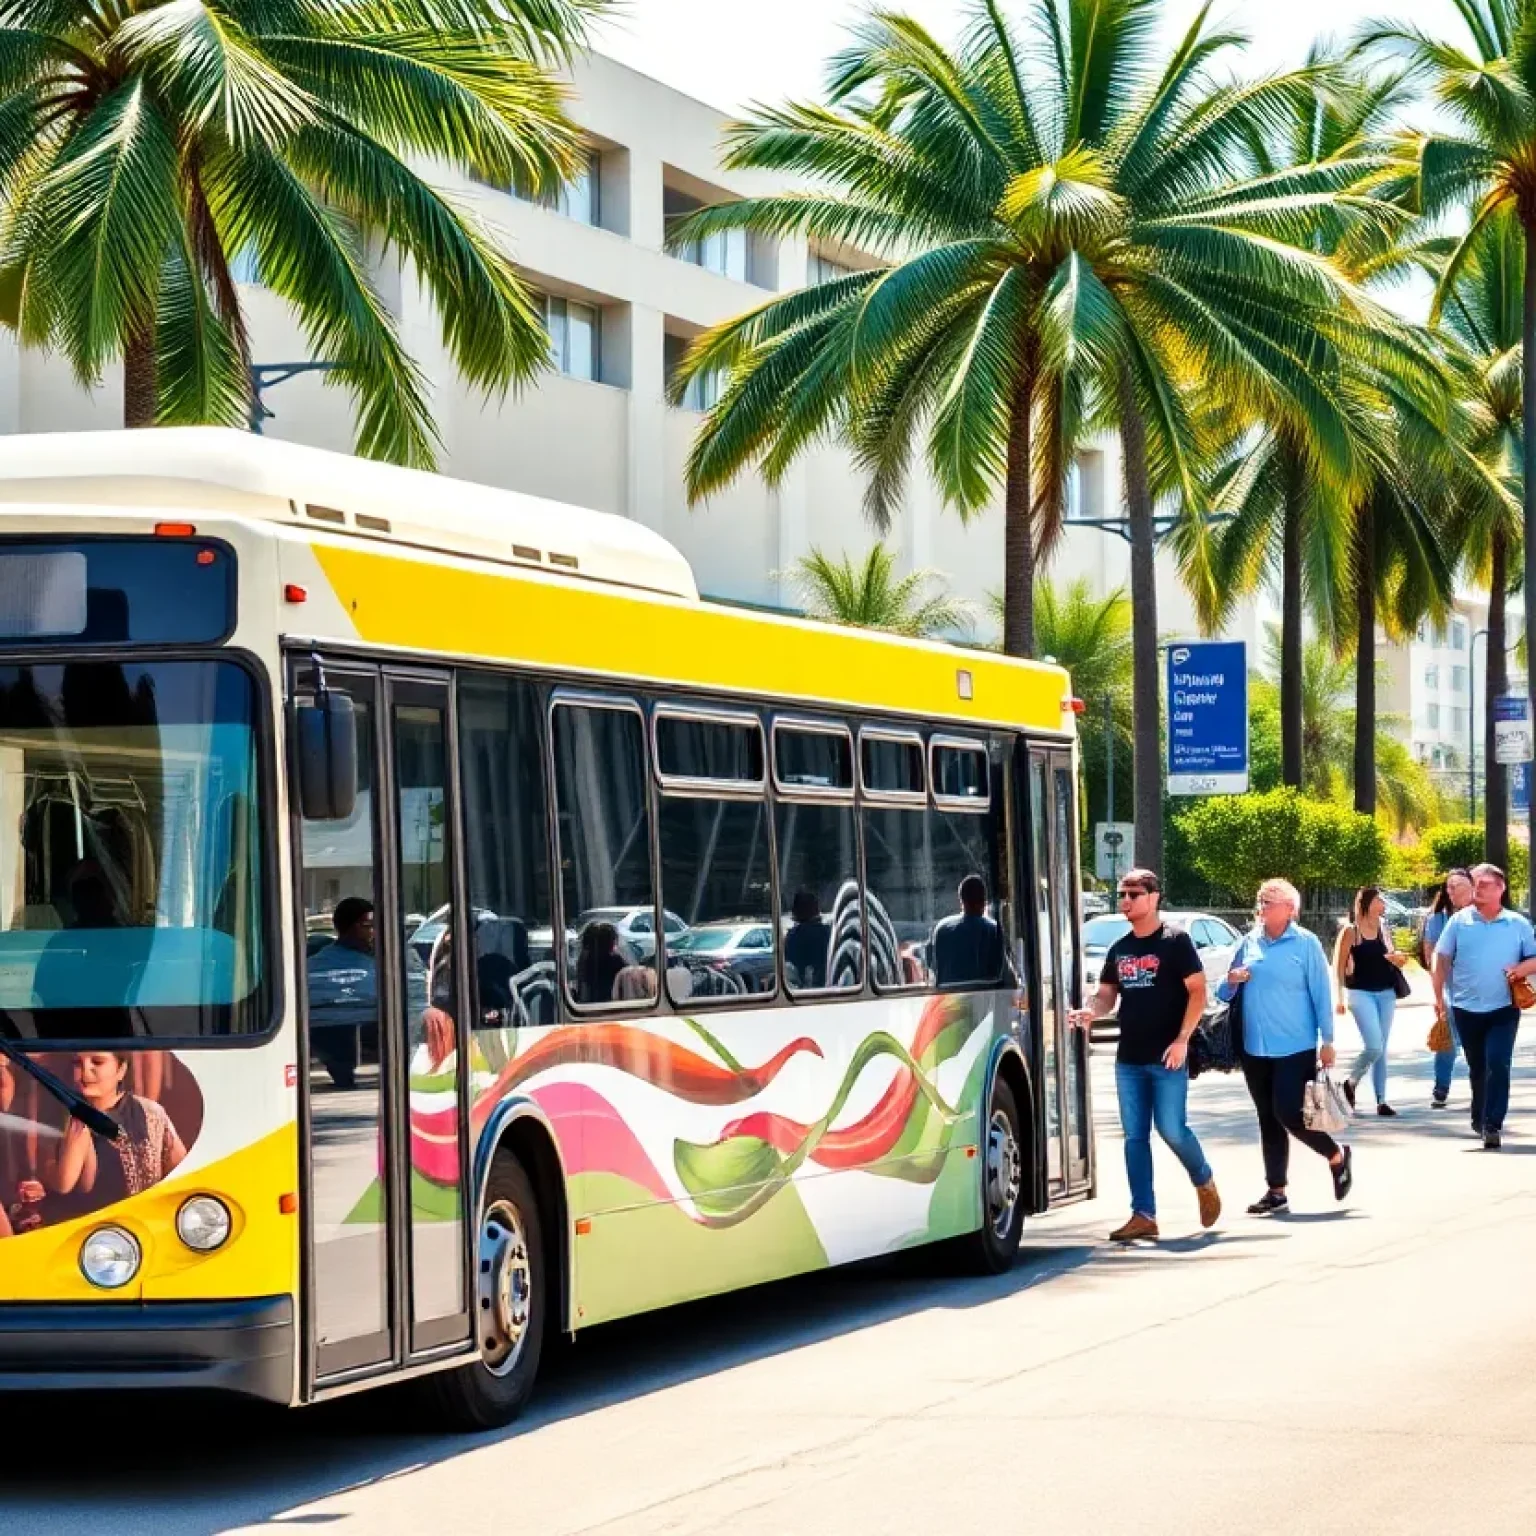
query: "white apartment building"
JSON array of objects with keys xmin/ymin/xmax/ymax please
[{"xmin": 0, "ymin": 51, "xmax": 1248, "ymax": 646}]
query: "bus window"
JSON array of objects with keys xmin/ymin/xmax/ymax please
[
  {"xmin": 551, "ymin": 701, "xmax": 657, "ymax": 1009},
  {"xmin": 777, "ymin": 800, "xmax": 861, "ymax": 993},
  {"xmin": 655, "ymin": 712, "xmax": 773, "ymax": 1004},
  {"xmin": 459, "ymin": 675, "xmax": 555, "ymax": 1028}
]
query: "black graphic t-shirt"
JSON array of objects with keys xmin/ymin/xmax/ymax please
[{"xmin": 1100, "ymin": 924, "xmax": 1203, "ymax": 1066}]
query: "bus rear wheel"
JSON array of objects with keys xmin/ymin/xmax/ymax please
[
  {"xmin": 425, "ymin": 1151, "xmax": 546, "ymax": 1430},
  {"xmin": 962, "ymin": 1077, "xmax": 1026, "ymax": 1274}
]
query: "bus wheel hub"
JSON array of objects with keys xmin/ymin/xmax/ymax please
[
  {"xmin": 986, "ymin": 1108, "xmax": 1021, "ymax": 1237},
  {"xmin": 479, "ymin": 1199, "xmax": 531, "ymax": 1376}
]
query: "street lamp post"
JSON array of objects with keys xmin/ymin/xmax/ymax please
[
  {"xmin": 1469, "ymin": 627, "xmax": 1488, "ymax": 822},
  {"xmin": 248, "ymin": 361, "xmax": 340, "ymax": 433}
]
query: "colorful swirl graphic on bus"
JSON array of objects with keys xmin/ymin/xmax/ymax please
[
  {"xmin": 0, "ymin": 1050, "xmax": 204, "ymax": 1240},
  {"xmin": 383, "ymin": 993, "xmax": 988, "ymax": 1238}
]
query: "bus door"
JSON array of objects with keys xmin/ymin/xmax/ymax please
[
  {"xmin": 292, "ymin": 659, "xmax": 473, "ymax": 1391},
  {"xmin": 1030, "ymin": 746, "xmax": 1092, "ymax": 1198}
]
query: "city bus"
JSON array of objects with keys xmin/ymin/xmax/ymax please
[{"xmin": 0, "ymin": 428, "xmax": 1091, "ymax": 1426}]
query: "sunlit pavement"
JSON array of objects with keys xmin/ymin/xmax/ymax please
[{"xmin": 6, "ymin": 1019, "xmax": 1536, "ymax": 1536}]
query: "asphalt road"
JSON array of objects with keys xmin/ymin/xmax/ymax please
[{"xmin": 7, "ymin": 1016, "xmax": 1535, "ymax": 1535}]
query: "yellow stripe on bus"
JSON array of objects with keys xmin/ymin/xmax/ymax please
[{"xmin": 311, "ymin": 544, "xmax": 1069, "ymax": 731}]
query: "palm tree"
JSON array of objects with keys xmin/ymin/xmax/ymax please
[
  {"xmin": 1434, "ymin": 207, "xmax": 1527, "ymax": 871},
  {"xmin": 784, "ymin": 544, "xmax": 975, "ymax": 638},
  {"xmin": 1257, "ymin": 626, "xmax": 1442, "ymax": 829},
  {"xmin": 1359, "ymin": 0, "xmax": 1536, "ymax": 890},
  {"xmin": 0, "ymin": 0, "xmax": 601, "ymax": 464},
  {"xmin": 1179, "ymin": 55, "xmax": 1455, "ymax": 802},
  {"xmin": 667, "ymin": 0, "xmax": 1386, "ymax": 871}
]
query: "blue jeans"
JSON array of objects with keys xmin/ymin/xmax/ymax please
[
  {"xmin": 1346, "ymin": 988, "xmax": 1397, "ymax": 1103},
  {"xmin": 1456, "ymin": 1005, "xmax": 1521, "ymax": 1132},
  {"xmin": 1115, "ymin": 1062, "xmax": 1212, "ymax": 1219},
  {"xmin": 1434, "ymin": 1007, "xmax": 1461, "ymax": 1100}
]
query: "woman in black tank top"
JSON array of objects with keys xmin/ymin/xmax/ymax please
[{"xmin": 1333, "ymin": 887, "xmax": 1408, "ymax": 1115}]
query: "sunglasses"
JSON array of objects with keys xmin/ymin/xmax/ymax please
[{"xmin": 1117, "ymin": 888, "xmax": 1149, "ymax": 900}]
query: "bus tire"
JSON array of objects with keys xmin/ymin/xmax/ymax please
[
  {"xmin": 425, "ymin": 1151, "xmax": 546, "ymax": 1430},
  {"xmin": 962, "ymin": 1076, "xmax": 1026, "ymax": 1274}
]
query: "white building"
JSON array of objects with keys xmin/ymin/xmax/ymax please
[{"xmin": 0, "ymin": 51, "xmax": 1257, "ymax": 649}]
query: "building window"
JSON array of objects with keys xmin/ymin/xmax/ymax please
[
  {"xmin": 229, "ymin": 245, "xmax": 262, "ymax": 286},
  {"xmin": 1427, "ymin": 703, "xmax": 1440, "ymax": 729},
  {"xmin": 807, "ymin": 250, "xmax": 854, "ymax": 285},
  {"xmin": 665, "ymin": 186, "xmax": 750, "ymax": 281},
  {"xmin": 477, "ymin": 147, "xmax": 600, "ymax": 226},
  {"xmin": 1451, "ymin": 620, "xmax": 1468, "ymax": 649},
  {"xmin": 664, "ymin": 332, "xmax": 722, "ymax": 411},
  {"xmin": 1425, "ymin": 664, "xmax": 1439, "ymax": 690},
  {"xmin": 1450, "ymin": 707, "xmax": 1468, "ymax": 734},
  {"xmin": 545, "ymin": 296, "xmax": 600, "ymax": 381},
  {"xmin": 1452, "ymin": 665, "xmax": 1468, "ymax": 693}
]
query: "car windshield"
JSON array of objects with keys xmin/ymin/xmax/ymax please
[
  {"xmin": 0, "ymin": 659, "xmax": 267, "ymax": 1041},
  {"xmin": 1082, "ymin": 915, "xmax": 1132, "ymax": 950}
]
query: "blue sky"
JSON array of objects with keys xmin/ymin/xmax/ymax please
[{"xmin": 599, "ymin": 0, "xmax": 1455, "ymax": 115}]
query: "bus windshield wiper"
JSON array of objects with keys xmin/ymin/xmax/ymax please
[{"xmin": 0, "ymin": 1033, "xmax": 121, "ymax": 1140}]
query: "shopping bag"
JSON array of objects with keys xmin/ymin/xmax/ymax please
[
  {"xmin": 1427, "ymin": 1010, "xmax": 1452, "ymax": 1054},
  {"xmin": 1302, "ymin": 1070, "xmax": 1351, "ymax": 1134},
  {"xmin": 1189, "ymin": 995, "xmax": 1241, "ymax": 1080}
]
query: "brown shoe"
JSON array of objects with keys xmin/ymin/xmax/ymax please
[
  {"xmin": 1197, "ymin": 1179, "xmax": 1221, "ymax": 1229},
  {"xmin": 1110, "ymin": 1213, "xmax": 1159, "ymax": 1242}
]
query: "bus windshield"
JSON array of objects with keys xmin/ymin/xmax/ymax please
[{"xmin": 0, "ymin": 659, "xmax": 267, "ymax": 1042}]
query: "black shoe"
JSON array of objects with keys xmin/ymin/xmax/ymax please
[
  {"xmin": 1377, "ymin": 1103, "xmax": 1397, "ymax": 1117},
  {"xmin": 1331, "ymin": 1146, "xmax": 1353, "ymax": 1202},
  {"xmin": 1246, "ymin": 1190, "xmax": 1289, "ymax": 1215},
  {"xmin": 1342, "ymin": 1079, "xmax": 1357, "ymax": 1111},
  {"xmin": 1431, "ymin": 1093, "xmax": 1448, "ymax": 1109},
  {"xmin": 1484, "ymin": 1129, "xmax": 1502, "ymax": 1150}
]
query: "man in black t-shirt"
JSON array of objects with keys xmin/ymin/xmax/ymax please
[{"xmin": 1070, "ymin": 868, "xmax": 1220, "ymax": 1242}]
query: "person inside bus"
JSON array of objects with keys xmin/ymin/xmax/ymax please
[
  {"xmin": 932, "ymin": 875, "xmax": 1004, "ymax": 988},
  {"xmin": 574, "ymin": 921, "xmax": 626, "ymax": 1004},
  {"xmin": 784, "ymin": 888, "xmax": 832, "ymax": 990},
  {"xmin": 306, "ymin": 897, "xmax": 376, "ymax": 1090}
]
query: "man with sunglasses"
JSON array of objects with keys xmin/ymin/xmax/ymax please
[{"xmin": 1071, "ymin": 869, "xmax": 1220, "ymax": 1242}]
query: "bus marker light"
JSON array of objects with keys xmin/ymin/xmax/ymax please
[
  {"xmin": 575, "ymin": 1218, "xmax": 592, "ymax": 1236},
  {"xmin": 196, "ymin": 549, "xmax": 216, "ymax": 566},
  {"xmin": 1066, "ymin": 696, "xmax": 1087, "ymax": 714},
  {"xmin": 279, "ymin": 1193, "xmax": 298, "ymax": 1215},
  {"xmin": 965, "ymin": 1146, "xmax": 977, "ymax": 1158},
  {"xmin": 956, "ymin": 669, "xmax": 974, "ymax": 700},
  {"xmin": 154, "ymin": 522, "xmax": 197, "ymax": 538},
  {"xmin": 176, "ymin": 1195, "xmax": 232, "ymax": 1252},
  {"xmin": 284, "ymin": 584, "xmax": 308, "ymax": 604},
  {"xmin": 80, "ymin": 1226, "xmax": 140, "ymax": 1289}
]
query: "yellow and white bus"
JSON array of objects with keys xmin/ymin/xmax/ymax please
[{"xmin": 0, "ymin": 429, "xmax": 1091, "ymax": 1425}]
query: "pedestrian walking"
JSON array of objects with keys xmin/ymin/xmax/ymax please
[
  {"xmin": 1071, "ymin": 868, "xmax": 1220, "ymax": 1242},
  {"xmin": 1431, "ymin": 863, "xmax": 1536, "ymax": 1150},
  {"xmin": 1332, "ymin": 887, "xmax": 1409, "ymax": 1116},
  {"xmin": 1221, "ymin": 879, "xmax": 1353, "ymax": 1214},
  {"xmin": 1421, "ymin": 869, "xmax": 1473, "ymax": 1108}
]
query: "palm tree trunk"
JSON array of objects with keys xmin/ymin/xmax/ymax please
[
  {"xmin": 1118, "ymin": 368, "xmax": 1162, "ymax": 873},
  {"xmin": 123, "ymin": 328, "xmax": 157, "ymax": 428},
  {"xmin": 1281, "ymin": 449, "xmax": 1304, "ymax": 788},
  {"xmin": 1488, "ymin": 526, "xmax": 1510, "ymax": 874},
  {"xmin": 1523, "ymin": 216, "xmax": 1536, "ymax": 911},
  {"xmin": 1001, "ymin": 369, "xmax": 1034, "ymax": 656},
  {"xmin": 1353, "ymin": 498, "xmax": 1376, "ymax": 816}
]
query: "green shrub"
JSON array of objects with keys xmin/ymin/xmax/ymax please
[
  {"xmin": 1176, "ymin": 787, "xmax": 1389, "ymax": 899},
  {"xmin": 1421, "ymin": 823, "xmax": 1528, "ymax": 894}
]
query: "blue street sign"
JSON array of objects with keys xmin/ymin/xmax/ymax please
[
  {"xmin": 1512, "ymin": 760, "xmax": 1530, "ymax": 816},
  {"xmin": 1166, "ymin": 640, "xmax": 1249, "ymax": 795}
]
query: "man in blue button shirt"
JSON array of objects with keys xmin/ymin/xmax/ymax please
[
  {"xmin": 1219, "ymin": 878, "xmax": 1352, "ymax": 1214},
  {"xmin": 1432, "ymin": 863, "xmax": 1536, "ymax": 1149}
]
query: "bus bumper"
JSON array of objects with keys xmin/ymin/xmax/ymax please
[{"xmin": 0, "ymin": 1296, "xmax": 294, "ymax": 1405}]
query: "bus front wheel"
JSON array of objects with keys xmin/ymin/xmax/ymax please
[
  {"xmin": 426, "ymin": 1151, "xmax": 546, "ymax": 1429},
  {"xmin": 962, "ymin": 1076, "xmax": 1026, "ymax": 1274}
]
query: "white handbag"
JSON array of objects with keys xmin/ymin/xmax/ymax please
[{"xmin": 1303, "ymin": 1070, "xmax": 1352, "ymax": 1134}]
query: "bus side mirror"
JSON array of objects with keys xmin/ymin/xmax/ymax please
[{"xmin": 296, "ymin": 692, "xmax": 358, "ymax": 821}]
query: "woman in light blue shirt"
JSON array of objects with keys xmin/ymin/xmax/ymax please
[{"xmin": 1220, "ymin": 878, "xmax": 1353, "ymax": 1214}]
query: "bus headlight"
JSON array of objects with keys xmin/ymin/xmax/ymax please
[
  {"xmin": 176, "ymin": 1196, "xmax": 232, "ymax": 1252},
  {"xmin": 80, "ymin": 1226, "xmax": 141, "ymax": 1289}
]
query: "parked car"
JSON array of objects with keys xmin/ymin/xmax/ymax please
[
  {"xmin": 1080, "ymin": 909, "xmax": 1243, "ymax": 1037},
  {"xmin": 573, "ymin": 905, "xmax": 689, "ymax": 963},
  {"xmin": 669, "ymin": 921, "xmax": 777, "ymax": 994},
  {"xmin": 1080, "ymin": 890, "xmax": 1111, "ymax": 918}
]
